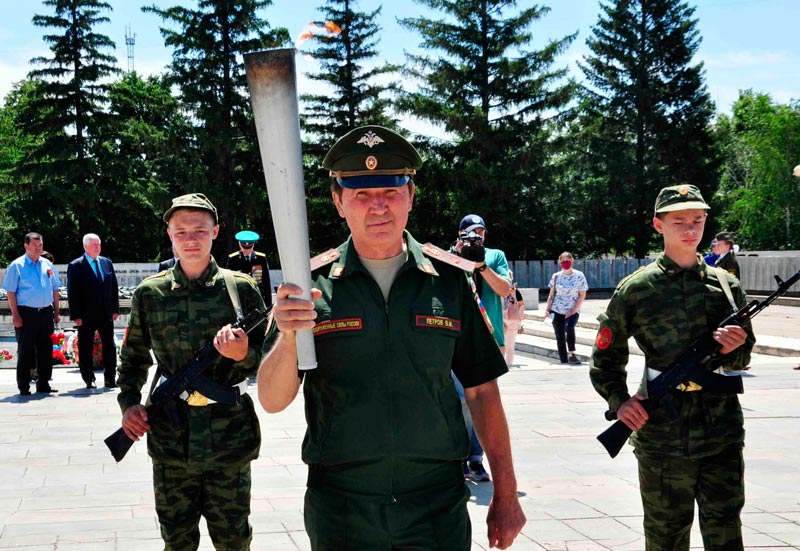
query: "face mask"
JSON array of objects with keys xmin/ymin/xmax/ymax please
[{"xmin": 560, "ymin": 260, "xmax": 572, "ymax": 270}]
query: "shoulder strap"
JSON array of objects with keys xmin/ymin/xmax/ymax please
[
  {"xmin": 221, "ymin": 269, "xmax": 244, "ymax": 321},
  {"xmin": 711, "ymin": 267, "xmax": 738, "ymax": 312}
]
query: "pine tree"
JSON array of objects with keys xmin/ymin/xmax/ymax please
[
  {"xmin": 577, "ymin": 0, "xmax": 717, "ymax": 257},
  {"xmin": 300, "ymin": 0, "xmax": 398, "ymax": 147},
  {"xmin": 143, "ymin": 0, "xmax": 290, "ymax": 257},
  {"xmin": 398, "ymin": 0, "xmax": 576, "ymax": 258},
  {"xmin": 19, "ymin": 0, "xmax": 120, "ymax": 245}
]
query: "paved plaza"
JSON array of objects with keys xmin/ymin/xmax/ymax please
[{"xmin": 0, "ymin": 302, "xmax": 799, "ymax": 550}]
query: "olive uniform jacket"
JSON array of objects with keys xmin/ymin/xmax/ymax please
[
  {"xmin": 299, "ymin": 231, "xmax": 508, "ymax": 467},
  {"xmin": 590, "ymin": 254, "xmax": 755, "ymax": 458},
  {"xmin": 117, "ymin": 258, "xmax": 267, "ymax": 467}
]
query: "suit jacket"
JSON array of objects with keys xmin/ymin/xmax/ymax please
[
  {"xmin": 67, "ymin": 255, "xmax": 120, "ymax": 322},
  {"xmin": 715, "ymin": 253, "xmax": 740, "ymax": 280},
  {"xmin": 158, "ymin": 257, "xmax": 177, "ymax": 272}
]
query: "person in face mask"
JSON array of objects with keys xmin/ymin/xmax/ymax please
[{"xmin": 544, "ymin": 252, "xmax": 588, "ymax": 364}]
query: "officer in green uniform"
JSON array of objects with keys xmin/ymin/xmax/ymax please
[
  {"xmin": 258, "ymin": 126, "xmax": 526, "ymax": 550},
  {"xmin": 590, "ymin": 185, "xmax": 755, "ymax": 551},
  {"xmin": 117, "ymin": 193, "xmax": 267, "ymax": 551},
  {"xmin": 226, "ymin": 230, "xmax": 272, "ymax": 306}
]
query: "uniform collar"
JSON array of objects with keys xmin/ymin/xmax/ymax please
[
  {"xmin": 329, "ymin": 231, "xmax": 438, "ymax": 279},
  {"xmin": 168, "ymin": 256, "xmax": 221, "ymax": 290},
  {"xmin": 655, "ymin": 252, "xmax": 707, "ymax": 279}
]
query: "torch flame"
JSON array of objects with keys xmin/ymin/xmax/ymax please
[{"xmin": 295, "ymin": 20, "xmax": 342, "ymax": 48}]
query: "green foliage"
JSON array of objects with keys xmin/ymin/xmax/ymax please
[
  {"xmin": 715, "ymin": 91, "xmax": 800, "ymax": 249},
  {"xmin": 398, "ymin": 0, "xmax": 577, "ymax": 258},
  {"xmin": 143, "ymin": 0, "xmax": 290, "ymax": 261},
  {"xmin": 301, "ymin": 0, "xmax": 398, "ymax": 146},
  {"xmin": 572, "ymin": 0, "xmax": 718, "ymax": 257}
]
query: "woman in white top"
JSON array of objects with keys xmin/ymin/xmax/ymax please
[{"xmin": 544, "ymin": 251, "xmax": 588, "ymax": 364}]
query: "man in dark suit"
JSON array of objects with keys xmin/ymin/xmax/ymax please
[
  {"xmin": 67, "ymin": 233, "xmax": 120, "ymax": 389},
  {"xmin": 226, "ymin": 230, "xmax": 272, "ymax": 306},
  {"xmin": 157, "ymin": 244, "xmax": 178, "ymax": 272}
]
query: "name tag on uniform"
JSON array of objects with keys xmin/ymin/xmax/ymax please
[
  {"xmin": 313, "ymin": 318, "xmax": 364, "ymax": 337},
  {"xmin": 415, "ymin": 315, "xmax": 461, "ymax": 332}
]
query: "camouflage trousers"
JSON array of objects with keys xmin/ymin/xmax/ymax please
[
  {"xmin": 153, "ymin": 461, "xmax": 252, "ymax": 551},
  {"xmin": 635, "ymin": 446, "xmax": 744, "ymax": 551}
]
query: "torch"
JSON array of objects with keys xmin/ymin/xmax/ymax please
[{"xmin": 244, "ymin": 48, "xmax": 317, "ymax": 370}]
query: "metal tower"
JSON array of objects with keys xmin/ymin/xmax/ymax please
[{"xmin": 125, "ymin": 26, "xmax": 136, "ymax": 73}]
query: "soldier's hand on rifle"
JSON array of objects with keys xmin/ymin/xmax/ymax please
[
  {"xmin": 122, "ymin": 405, "xmax": 150, "ymax": 441},
  {"xmin": 214, "ymin": 324, "xmax": 249, "ymax": 362},
  {"xmin": 617, "ymin": 393, "xmax": 648, "ymax": 431},
  {"xmin": 273, "ymin": 283, "xmax": 322, "ymax": 337},
  {"xmin": 714, "ymin": 325, "xmax": 748, "ymax": 355}
]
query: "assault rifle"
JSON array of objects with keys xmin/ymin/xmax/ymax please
[
  {"xmin": 104, "ymin": 307, "xmax": 269, "ymax": 462},
  {"xmin": 598, "ymin": 271, "xmax": 800, "ymax": 458}
]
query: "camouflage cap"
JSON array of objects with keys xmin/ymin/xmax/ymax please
[
  {"xmin": 162, "ymin": 193, "xmax": 218, "ymax": 224},
  {"xmin": 322, "ymin": 125, "xmax": 423, "ymax": 189},
  {"xmin": 654, "ymin": 184, "xmax": 710, "ymax": 215}
]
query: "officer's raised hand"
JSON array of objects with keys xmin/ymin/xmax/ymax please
[{"xmin": 272, "ymin": 282, "xmax": 322, "ymax": 336}]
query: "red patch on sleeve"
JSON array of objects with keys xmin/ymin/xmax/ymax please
[
  {"xmin": 313, "ymin": 318, "xmax": 363, "ymax": 337},
  {"xmin": 415, "ymin": 315, "xmax": 461, "ymax": 332},
  {"xmin": 596, "ymin": 326, "xmax": 613, "ymax": 350}
]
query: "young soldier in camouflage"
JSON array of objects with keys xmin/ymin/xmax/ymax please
[
  {"xmin": 590, "ymin": 184, "xmax": 755, "ymax": 551},
  {"xmin": 117, "ymin": 193, "xmax": 267, "ymax": 550}
]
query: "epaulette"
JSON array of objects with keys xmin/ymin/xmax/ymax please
[
  {"xmin": 421, "ymin": 243, "xmax": 476, "ymax": 272},
  {"xmin": 255, "ymin": 251, "xmax": 266, "ymax": 257},
  {"xmin": 616, "ymin": 266, "xmax": 645, "ymax": 289},
  {"xmin": 228, "ymin": 251, "xmax": 239, "ymax": 257},
  {"xmin": 310, "ymin": 249, "xmax": 341, "ymax": 272}
]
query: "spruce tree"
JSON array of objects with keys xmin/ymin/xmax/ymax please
[
  {"xmin": 398, "ymin": 0, "xmax": 576, "ymax": 258},
  {"xmin": 577, "ymin": 0, "xmax": 717, "ymax": 257},
  {"xmin": 300, "ymin": 0, "xmax": 397, "ymax": 147},
  {"xmin": 143, "ymin": 0, "xmax": 290, "ymax": 257},
  {"xmin": 20, "ymin": 0, "xmax": 119, "ymax": 247}
]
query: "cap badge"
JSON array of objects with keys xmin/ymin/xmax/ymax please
[
  {"xmin": 678, "ymin": 185, "xmax": 689, "ymax": 196},
  {"xmin": 365, "ymin": 155, "xmax": 378, "ymax": 170},
  {"xmin": 357, "ymin": 131, "xmax": 385, "ymax": 148}
]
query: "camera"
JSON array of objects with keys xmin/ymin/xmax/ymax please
[{"xmin": 458, "ymin": 230, "xmax": 483, "ymax": 247}]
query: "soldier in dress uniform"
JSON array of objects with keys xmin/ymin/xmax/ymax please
[
  {"xmin": 226, "ymin": 230, "xmax": 272, "ymax": 307},
  {"xmin": 590, "ymin": 184, "xmax": 756, "ymax": 551},
  {"xmin": 117, "ymin": 193, "xmax": 267, "ymax": 550},
  {"xmin": 257, "ymin": 126, "xmax": 526, "ymax": 550}
]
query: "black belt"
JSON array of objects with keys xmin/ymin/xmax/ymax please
[{"xmin": 18, "ymin": 305, "xmax": 53, "ymax": 312}]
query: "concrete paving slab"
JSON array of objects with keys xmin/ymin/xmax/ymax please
[{"xmin": 1, "ymin": 347, "xmax": 799, "ymax": 549}]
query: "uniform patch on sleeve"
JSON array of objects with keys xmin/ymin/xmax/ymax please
[
  {"xmin": 313, "ymin": 318, "xmax": 363, "ymax": 337},
  {"xmin": 596, "ymin": 326, "xmax": 613, "ymax": 350},
  {"xmin": 415, "ymin": 315, "xmax": 461, "ymax": 332}
]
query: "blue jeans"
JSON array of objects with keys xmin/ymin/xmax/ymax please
[
  {"xmin": 552, "ymin": 312, "xmax": 580, "ymax": 363},
  {"xmin": 450, "ymin": 373, "xmax": 484, "ymax": 461}
]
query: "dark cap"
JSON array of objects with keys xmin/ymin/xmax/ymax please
[
  {"xmin": 715, "ymin": 231, "xmax": 734, "ymax": 244},
  {"xmin": 654, "ymin": 185, "xmax": 710, "ymax": 215},
  {"xmin": 322, "ymin": 125, "xmax": 423, "ymax": 189},
  {"xmin": 459, "ymin": 214, "xmax": 487, "ymax": 233},
  {"xmin": 163, "ymin": 193, "xmax": 218, "ymax": 224}
]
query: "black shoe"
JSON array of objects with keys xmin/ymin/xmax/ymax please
[
  {"xmin": 36, "ymin": 387, "xmax": 58, "ymax": 393},
  {"xmin": 568, "ymin": 354, "xmax": 581, "ymax": 365},
  {"xmin": 19, "ymin": 389, "xmax": 32, "ymax": 396},
  {"xmin": 87, "ymin": 382, "xmax": 97, "ymax": 389},
  {"xmin": 104, "ymin": 382, "xmax": 118, "ymax": 388}
]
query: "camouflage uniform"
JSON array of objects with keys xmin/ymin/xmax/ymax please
[
  {"xmin": 590, "ymin": 253, "xmax": 755, "ymax": 551},
  {"xmin": 118, "ymin": 258, "xmax": 266, "ymax": 551}
]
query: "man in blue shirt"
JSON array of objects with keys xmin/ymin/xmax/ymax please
[
  {"xmin": 2, "ymin": 232, "xmax": 62, "ymax": 395},
  {"xmin": 451, "ymin": 214, "xmax": 511, "ymax": 482}
]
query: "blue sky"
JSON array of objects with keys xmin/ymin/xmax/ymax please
[{"xmin": 2, "ymin": 0, "xmax": 799, "ymax": 136}]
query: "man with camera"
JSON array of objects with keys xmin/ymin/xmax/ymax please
[{"xmin": 451, "ymin": 214, "xmax": 512, "ymax": 482}]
